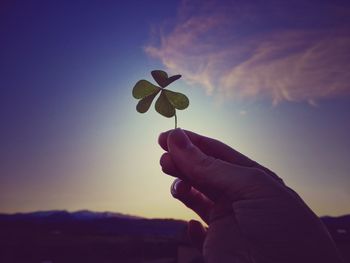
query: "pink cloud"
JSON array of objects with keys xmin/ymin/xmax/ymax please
[{"xmin": 145, "ymin": 0, "xmax": 350, "ymax": 104}]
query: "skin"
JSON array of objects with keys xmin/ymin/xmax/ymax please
[{"xmin": 158, "ymin": 128, "xmax": 344, "ymax": 263}]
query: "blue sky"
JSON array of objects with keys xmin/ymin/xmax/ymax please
[{"xmin": 1, "ymin": 0, "xmax": 349, "ymax": 219}]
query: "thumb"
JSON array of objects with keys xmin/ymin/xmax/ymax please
[{"xmin": 167, "ymin": 129, "xmax": 279, "ymax": 201}]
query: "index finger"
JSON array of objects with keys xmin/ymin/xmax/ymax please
[{"xmin": 158, "ymin": 129, "xmax": 256, "ymax": 167}]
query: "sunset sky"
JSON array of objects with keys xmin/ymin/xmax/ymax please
[{"xmin": 1, "ymin": 0, "xmax": 350, "ymax": 221}]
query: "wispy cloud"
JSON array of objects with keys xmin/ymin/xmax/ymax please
[{"xmin": 145, "ymin": 0, "xmax": 350, "ymax": 104}]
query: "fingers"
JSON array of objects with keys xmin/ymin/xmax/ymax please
[
  {"xmin": 159, "ymin": 129, "xmax": 256, "ymax": 167},
  {"xmin": 188, "ymin": 220, "xmax": 206, "ymax": 251},
  {"xmin": 165, "ymin": 129, "xmax": 276, "ymax": 201},
  {"xmin": 160, "ymin": 153, "xmax": 182, "ymax": 178},
  {"xmin": 159, "ymin": 129, "xmax": 285, "ymax": 186},
  {"xmin": 171, "ymin": 179, "xmax": 213, "ymax": 224}
]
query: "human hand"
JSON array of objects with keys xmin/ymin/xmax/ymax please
[{"xmin": 158, "ymin": 129, "xmax": 343, "ymax": 263}]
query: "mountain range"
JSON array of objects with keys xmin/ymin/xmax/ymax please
[
  {"xmin": 0, "ymin": 210, "xmax": 349, "ymax": 240},
  {"xmin": 0, "ymin": 210, "xmax": 187, "ymax": 238},
  {"xmin": 0, "ymin": 211, "xmax": 349, "ymax": 263}
]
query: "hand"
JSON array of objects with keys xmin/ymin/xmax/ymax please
[{"xmin": 158, "ymin": 129, "xmax": 343, "ymax": 263}]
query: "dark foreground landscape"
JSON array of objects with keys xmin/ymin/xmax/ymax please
[{"xmin": 0, "ymin": 211, "xmax": 349, "ymax": 263}]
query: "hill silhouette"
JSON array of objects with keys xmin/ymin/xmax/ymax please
[
  {"xmin": 0, "ymin": 210, "xmax": 189, "ymax": 263},
  {"xmin": 0, "ymin": 211, "xmax": 349, "ymax": 263}
]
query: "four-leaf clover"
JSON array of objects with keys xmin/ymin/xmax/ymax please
[{"xmin": 132, "ymin": 70, "xmax": 189, "ymax": 128}]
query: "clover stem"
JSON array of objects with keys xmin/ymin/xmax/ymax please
[{"xmin": 174, "ymin": 112, "xmax": 177, "ymax": 129}]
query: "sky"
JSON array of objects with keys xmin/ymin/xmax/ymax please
[{"xmin": 1, "ymin": 0, "xmax": 350, "ymax": 221}]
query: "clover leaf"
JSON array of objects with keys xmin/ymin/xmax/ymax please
[{"xmin": 132, "ymin": 70, "xmax": 189, "ymax": 128}]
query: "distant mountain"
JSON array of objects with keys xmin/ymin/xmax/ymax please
[
  {"xmin": 0, "ymin": 209, "xmax": 140, "ymax": 221},
  {"xmin": 0, "ymin": 211, "xmax": 349, "ymax": 263},
  {"xmin": 71, "ymin": 210, "xmax": 141, "ymax": 220},
  {"xmin": 0, "ymin": 210, "xmax": 348, "ymax": 241},
  {"xmin": 0, "ymin": 210, "xmax": 187, "ymax": 238},
  {"xmin": 0, "ymin": 210, "xmax": 190, "ymax": 263}
]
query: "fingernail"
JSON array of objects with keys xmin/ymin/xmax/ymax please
[
  {"xmin": 171, "ymin": 179, "xmax": 191, "ymax": 197},
  {"xmin": 171, "ymin": 179, "xmax": 181, "ymax": 197},
  {"xmin": 170, "ymin": 128, "xmax": 192, "ymax": 150}
]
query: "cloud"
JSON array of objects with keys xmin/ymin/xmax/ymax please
[{"xmin": 145, "ymin": 0, "xmax": 350, "ymax": 104}]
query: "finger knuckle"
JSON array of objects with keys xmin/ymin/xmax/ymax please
[{"xmin": 191, "ymin": 155, "xmax": 217, "ymax": 179}]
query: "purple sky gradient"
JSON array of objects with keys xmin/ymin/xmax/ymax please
[{"xmin": 1, "ymin": 0, "xmax": 349, "ymax": 218}]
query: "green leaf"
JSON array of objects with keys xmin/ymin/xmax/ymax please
[
  {"xmin": 151, "ymin": 70, "xmax": 182, "ymax": 88},
  {"xmin": 164, "ymin": 89, "xmax": 189, "ymax": 110},
  {"xmin": 167, "ymin": 74, "xmax": 182, "ymax": 84},
  {"xmin": 151, "ymin": 70, "xmax": 168, "ymax": 88},
  {"xmin": 155, "ymin": 91, "xmax": 175, "ymax": 117},
  {"xmin": 132, "ymin": 80, "xmax": 160, "ymax": 99},
  {"xmin": 136, "ymin": 91, "xmax": 159, "ymax": 113}
]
